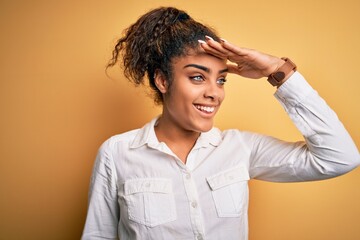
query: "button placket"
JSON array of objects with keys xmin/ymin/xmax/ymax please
[{"xmin": 182, "ymin": 171, "xmax": 205, "ymax": 239}]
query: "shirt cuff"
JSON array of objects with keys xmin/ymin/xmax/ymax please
[{"xmin": 274, "ymin": 71, "xmax": 315, "ymax": 106}]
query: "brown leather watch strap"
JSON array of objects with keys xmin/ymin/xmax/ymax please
[{"xmin": 267, "ymin": 58, "xmax": 297, "ymax": 87}]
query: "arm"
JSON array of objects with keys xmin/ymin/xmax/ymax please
[
  {"xmin": 244, "ymin": 72, "xmax": 359, "ymax": 181},
  {"xmin": 82, "ymin": 141, "xmax": 119, "ymax": 239},
  {"xmin": 200, "ymin": 38, "xmax": 360, "ymax": 182}
]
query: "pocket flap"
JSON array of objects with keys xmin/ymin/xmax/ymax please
[
  {"xmin": 206, "ymin": 166, "xmax": 249, "ymax": 191},
  {"xmin": 124, "ymin": 178, "xmax": 172, "ymax": 195}
]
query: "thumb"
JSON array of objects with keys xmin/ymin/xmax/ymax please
[
  {"xmin": 227, "ymin": 63, "xmax": 264, "ymax": 79},
  {"xmin": 227, "ymin": 64, "xmax": 241, "ymax": 75}
]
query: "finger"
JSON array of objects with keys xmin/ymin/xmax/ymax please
[
  {"xmin": 204, "ymin": 36, "xmax": 232, "ymax": 56},
  {"xmin": 205, "ymin": 37, "xmax": 257, "ymax": 65},
  {"xmin": 220, "ymin": 39, "xmax": 252, "ymax": 57},
  {"xmin": 199, "ymin": 40, "xmax": 228, "ymax": 59}
]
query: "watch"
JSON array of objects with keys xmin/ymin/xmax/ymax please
[{"xmin": 267, "ymin": 58, "xmax": 297, "ymax": 87}]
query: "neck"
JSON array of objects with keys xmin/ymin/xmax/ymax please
[
  {"xmin": 154, "ymin": 116, "xmax": 200, "ymax": 163},
  {"xmin": 155, "ymin": 115, "xmax": 200, "ymax": 145}
]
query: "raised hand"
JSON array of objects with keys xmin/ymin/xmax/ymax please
[{"xmin": 199, "ymin": 36, "xmax": 285, "ymax": 79}]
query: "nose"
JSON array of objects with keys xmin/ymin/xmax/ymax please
[{"xmin": 204, "ymin": 81, "xmax": 223, "ymax": 101}]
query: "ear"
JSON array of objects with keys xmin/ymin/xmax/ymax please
[{"xmin": 154, "ymin": 70, "xmax": 168, "ymax": 94}]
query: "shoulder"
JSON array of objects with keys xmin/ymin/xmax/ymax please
[
  {"xmin": 214, "ymin": 128, "xmax": 249, "ymax": 144},
  {"xmin": 219, "ymin": 128, "xmax": 245, "ymax": 138},
  {"xmin": 219, "ymin": 128, "xmax": 265, "ymax": 146},
  {"xmin": 98, "ymin": 117, "xmax": 159, "ymax": 153},
  {"xmin": 99, "ymin": 129, "xmax": 140, "ymax": 152}
]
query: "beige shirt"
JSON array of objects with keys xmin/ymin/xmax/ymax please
[{"xmin": 82, "ymin": 72, "xmax": 359, "ymax": 240}]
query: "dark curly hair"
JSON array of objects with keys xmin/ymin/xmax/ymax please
[{"xmin": 107, "ymin": 7, "xmax": 220, "ymax": 104}]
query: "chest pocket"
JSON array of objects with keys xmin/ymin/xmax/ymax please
[
  {"xmin": 124, "ymin": 178, "xmax": 176, "ymax": 227},
  {"xmin": 206, "ymin": 165, "xmax": 250, "ymax": 217}
]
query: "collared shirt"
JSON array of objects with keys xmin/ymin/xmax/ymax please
[{"xmin": 82, "ymin": 72, "xmax": 359, "ymax": 240}]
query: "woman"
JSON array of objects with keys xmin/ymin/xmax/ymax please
[{"xmin": 82, "ymin": 7, "xmax": 359, "ymax": 240}]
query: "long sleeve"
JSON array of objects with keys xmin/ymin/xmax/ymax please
[
  {"xmin": 248, "ymin": 72, "xmax": 360, "ymax": 182},
  {"xmin": 82, "ymin": 140, "xmax": 119, "ymax": 239}
]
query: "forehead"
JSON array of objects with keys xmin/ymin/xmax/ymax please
[{"xmin": 172, "ymin": 49, "xmax": 227, "ymax": 70}]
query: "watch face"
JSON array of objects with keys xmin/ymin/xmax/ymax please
[{"xmin": 273, "ymin": 71, "xmax": 285, "ymax": 81}]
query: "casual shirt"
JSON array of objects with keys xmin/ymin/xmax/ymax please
[{"xmin": 82, "ymin": 72, "xmax": 360, "ymax": 240}]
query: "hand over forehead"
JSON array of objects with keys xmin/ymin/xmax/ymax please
[{"xmin": 199, "ymin": 37, "xmax": 283, "ymax": 79}]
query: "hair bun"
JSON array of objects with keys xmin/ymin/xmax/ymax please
[{"xmin": 176, "ymin": 12, "xmax": 190, "ymax": 21}]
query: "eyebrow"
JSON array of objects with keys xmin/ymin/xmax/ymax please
[{"xmin": 183, "ymin": 64, "xmax": 228, "ymax": 74}]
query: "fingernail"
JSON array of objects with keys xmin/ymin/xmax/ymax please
[
  {"xmin": 205, "ymin": 35, "xmax": 214, "ymax": 41},
  {"xmin": 198, "ymin": 39, "xmax": 206, "ymax": 44},
  {"xmin": 220, "ymin": 38, "xmax": 228, "ymax": 43}
]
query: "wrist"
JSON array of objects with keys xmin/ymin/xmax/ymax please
[
  {"xmin": 267, "ymin": 58, "xmax": 297, "ymax": 88},
  {"xmin": 279, "ymin": 70, "xmax": 295, "ymax": 88}
]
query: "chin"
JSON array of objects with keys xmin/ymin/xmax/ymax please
[{"xmin": 197, "ymin": 123, "xmax": 213, "ymax": 133}]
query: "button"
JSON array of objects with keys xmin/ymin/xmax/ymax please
[
  {"xmin": 186, "ymin": 173, "xmax": 191, "ymax": 179},
  {"xmin": 196, "ymin": 235, "xmax": 203, "ymax": 240},
  {"xmin": 191, "ymin": 202, "xmax": 197, "ymax": 208},
  {"xmin": 228, "ymin": 175, "xmax": 234, "ymax": 180},
  {"xmin": 145, "ymin": 182, "xmax": 151, "ymax": 187}
]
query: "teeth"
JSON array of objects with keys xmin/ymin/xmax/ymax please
[{"xmin": 195, "ymin": 105, "xmax": 215, "ymax": 113}]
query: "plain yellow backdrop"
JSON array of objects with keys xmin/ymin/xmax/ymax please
[{"xmin": 0, "ymin": 0, "xmax": 359, "ymax": 239}]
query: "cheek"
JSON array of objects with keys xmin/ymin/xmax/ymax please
[
  {"xmin": 172, "ymin": 83, "xmax": 201, "ymax": 101},
  {"xmin": 218, "ymin": 88, "xmax": 225, "ymax": 103}
]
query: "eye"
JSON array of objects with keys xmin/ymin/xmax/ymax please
[
  {"xmin": 190, "ymin": 75, "xmax": 204, "ymax": 82},
  {"xmin": 217, "ymin": 78, "xmax": 227, "ymax": 86}
]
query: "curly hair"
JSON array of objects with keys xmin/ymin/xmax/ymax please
[{"xmin": 107, "ymin": 7, "xmax": 220, "ymax": 104}]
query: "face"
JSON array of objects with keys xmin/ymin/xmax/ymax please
[{"xmin": 156, "ymin": 50, "xmax": 228, "ymax": 134}]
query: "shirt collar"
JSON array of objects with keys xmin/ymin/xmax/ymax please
[
  {"xmin": 194, "ymin": 127, "xmax": 222, "ymax": 149},
  {"xmin": 130, "ymin": 117, "xmax": 160, "ymax": 149},
  {"xmin": 130, "ymin": 116, "xmax": 223, "ymax": 149}
]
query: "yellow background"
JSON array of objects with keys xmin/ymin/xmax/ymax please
[{"xmin": 1, "ymin": 0, "xmax": 359, "ymax": 239}]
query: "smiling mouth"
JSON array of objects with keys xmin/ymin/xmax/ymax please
[{"xmin": 194, "ymin": 104, "xmax": 215, "ymax": 113}]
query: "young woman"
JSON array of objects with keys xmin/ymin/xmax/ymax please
[{"xmin": 82, "ymin": 7, "xmax": 359, "ymax": 240}]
